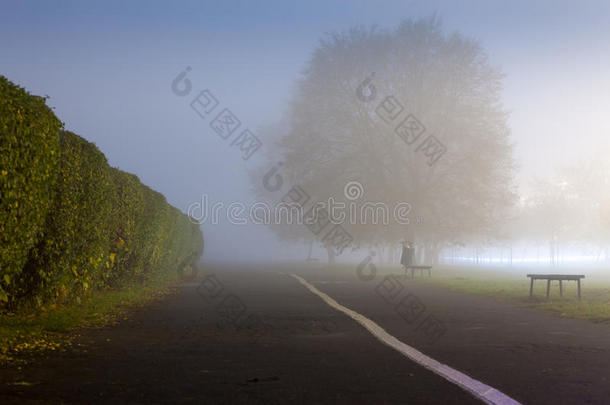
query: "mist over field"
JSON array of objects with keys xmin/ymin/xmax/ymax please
[{"xmin": 1, "ymin": 0, "xmax": 609, "ymax": 265}]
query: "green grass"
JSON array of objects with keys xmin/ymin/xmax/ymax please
[
  {"xmin": 411, "ymin": 266, "xmax": 610, "ymax": 324},
  {"xmin": 319, "ymin": 262, "xmax": 610, "ymax": 324},
  {"xmin": 0, "ymin": 273, "xmax": 184, "ymax": 365}
]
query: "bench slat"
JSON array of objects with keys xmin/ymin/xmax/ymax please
[{"xmin": 527, "ymin": 274, "xmax": 584, "ymax": 280}]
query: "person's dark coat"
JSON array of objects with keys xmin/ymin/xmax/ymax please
[
  {"xmin": 400, "ymin": 245, "xmax": 414, "ymax": 267},
  {"xmin": 400, "ymin": 246, "xmax": 409, "ymax": 267},
  {"xmin": 407, "ymin": 246, "xmax": 414, "ymax": 266}
]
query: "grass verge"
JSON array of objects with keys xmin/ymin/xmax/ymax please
[
  {"xmin": 412, "ymin": 267, "xmax": 610, "ymax": 324},
  {"xmin": 0, "ymin": 273, "xmax": 184, "ymax": 366},
  {"xmin": 319, "ymin": 263, "xmax": 610, "ymax": 324}
]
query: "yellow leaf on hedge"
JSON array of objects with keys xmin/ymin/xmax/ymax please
[
  {"xmin": 109, "ymin": 253, "xmax": 116, "ymax": 263},
  {"xmin": 3, "ymin": 275, "xmax": 9, "ymax": 285}
]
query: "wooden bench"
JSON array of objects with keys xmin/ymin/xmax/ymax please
[
  {"xmin": 527, "ymin": 274, "xmax": 585, "ymax": 300},
  {"xmin": 404, "ymin": 265, "xmax": 432, "ymax": 279}
]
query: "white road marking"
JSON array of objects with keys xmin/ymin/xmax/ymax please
[
  {"xmin": 316, "ymin": 281, "xmax": 349, "ymax": 284},
  {"xmin": 291, "ymin": 274, "xmax": 522, "ymax": 405}
]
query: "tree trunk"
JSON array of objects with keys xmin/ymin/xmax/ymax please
[
  {"xmin": 428, "ymin": 243, "xmax": 440, "ymax": 266},
  {"xmin": 306, "ymin": 239, "xmax": 314, "ymax": 261},
  {"xmin": 596, "ymin": 247, "xmax": 603, "ymax": 262},
  {"xmin": 326, "ymin": 246, "xmax": 336, "ymax": 265}
]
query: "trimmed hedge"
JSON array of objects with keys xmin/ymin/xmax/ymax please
[
  {"xmin": 0, "ymin": 77, "xmax": 203, "ymax": 307},
  {"xmin": 20, "ymin": 131, "xmax": 114, "ymax": 302},
  {"xmin": 107, "ymin": 168, "xmax": 146, "ymax": 284},
  {"xmin": 0, "ymin": 76, "xmax": 62, "ymax": 303}
]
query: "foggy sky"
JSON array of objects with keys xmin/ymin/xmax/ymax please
[{"xmin": 2, "ymin": 0, "xmax": 610, "ymax": 261}]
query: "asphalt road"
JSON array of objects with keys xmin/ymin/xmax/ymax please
[{"xmin": 1, "ymin": 262, "xmax": 609, "ymax": 404}]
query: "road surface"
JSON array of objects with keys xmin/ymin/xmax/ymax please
[{"xmin": 1, "ymin": 263, "xmax": 609, "ymax": 404}]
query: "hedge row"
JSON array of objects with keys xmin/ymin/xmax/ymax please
[{"xmin": 0, "ymin": 76, "xmax": 203, "ymax": 306}]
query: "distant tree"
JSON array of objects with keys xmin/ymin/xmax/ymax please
[
  {"xmin": 522, "ymin": 178, "xmax": 580, "ymax": 266},
  {"xmin": 559, "ymin": 147, "xmax": 610, "ymax": 260},
  {"xmin": 248, "ymin": 121, "xmax": 321, "ymax": 261},
  {"xmin": 253, "ymin": 17, "xmax": 516, "ymax": 263}
]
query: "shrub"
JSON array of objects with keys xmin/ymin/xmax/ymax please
[
  {"xmin": 0, "ymin": 76, "xmax": 204, "ymax": 308},
  {"xmin": 22, "ymin": 131, "xmax": 113, "ymax": 302},
  {"xmin": 107, "ymin": 168, "xmax": 145, "ymax": 285},
  {"xmin": 0, "ymin": 76, "xmax": 62, "ymax": 303}
]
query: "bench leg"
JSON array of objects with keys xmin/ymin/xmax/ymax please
[
  {"xmin": 529, "ymin": 278, "xmax": 534, "ymax": 299},
  {"xmin": 428, "ymin": 268, "xmax": 431, "ymax": 278},
  {"xmin": 411, "ymin": 268, "xmax": 414, "ymax": 279},
  {"xmin": 578, "ymin": 279, "xmax": 582, "ymax": 301},
  {"xmin": 546, "ymin": 279, "xmax": 551, "ymax": 300},
  {"xmin": 559, "ymin": 280, "xmax": 563, "ymax": 297}
]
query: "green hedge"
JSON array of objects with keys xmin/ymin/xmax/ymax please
[
  {"xmin": 0, "ymin": 77, "xmax": 203, "ymax": 307},
  {"xmin": 107, "ymin": 168, "xmax": 146, "ymax": 284},
  {"xmin": 0, "ymin": 77, "xmax": 62, "ymax": 303},
  {"xmin": 20, "ymin": 131, "xmax": 114, "ymax": 302}
]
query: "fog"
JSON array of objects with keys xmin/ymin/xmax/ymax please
[{"xmin": 3, "ymin": 0, "xmax": 610, "ymax": 265}]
